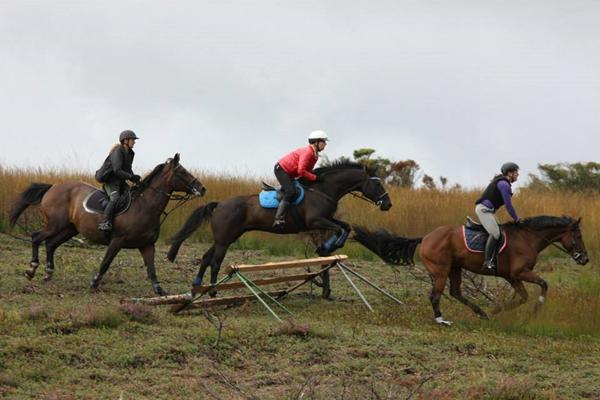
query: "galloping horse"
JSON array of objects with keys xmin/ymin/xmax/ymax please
[
  {"xmin": 167, "ymin": 161, "xmax": 392, "ymax": 292},
  {"xmin": 354, "ymin": 215, "xmax": 589, "ymax": 325},
  {"xmin": 9, "ymin": 154, "xmax": 206, "ymax": 295}
]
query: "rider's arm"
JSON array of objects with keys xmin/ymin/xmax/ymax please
[
  {"xmin": 497, "ymin": 180, "xmax": 519, "ymax": 221},
  {"xmin": 109, "ymin": 148, "xmax": 134, "ymax": 180},
  {"xmin": 297, "ymin": 149, "xmax": 317, "ymax": 181}
]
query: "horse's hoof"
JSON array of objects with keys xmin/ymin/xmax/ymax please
[
  {"xmin": 154, "ymin": 286, "xmax": 167, "ymax": 296},
  {"xmin": 479, "ymin": 313, "xmax": 490, "ymax": 320},
  {"xmin": 24, "ymin": 270, "xmax": 35, "ymax": 280},
  {"xmin": 43, "ymin": 275, "xmax": 53, "ymax": 282},
  {"xmin": 435, "ymin": 316, "xmax": 453, "ymax": 326},
  {"xmin": 321, "ymin": 288, "xmax": 331, "ymax": 299}
]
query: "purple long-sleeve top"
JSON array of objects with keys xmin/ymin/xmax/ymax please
[{"xmin": 481, "ymin": 180, "xmax": 519, "ymax": 221}]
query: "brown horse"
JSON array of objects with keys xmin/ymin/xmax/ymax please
[
  {"xmin": 8, "ymin": 154, "xmax": 206, "ymax": 295},
  {"xmin": 354, "ymin": 216, "xmax": 589, "ymax": 325}
]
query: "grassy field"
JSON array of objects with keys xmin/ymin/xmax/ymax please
[
  {"xmin": 1, "ymin": 232, "xmax": 599, "ymax": 399},
  {"xmin": 1, "ymin": 166, "xmax": 600, "ymax": 398}
]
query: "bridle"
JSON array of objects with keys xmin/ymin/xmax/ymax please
[
  {"xmin": 142, "ymin": 164, "xmax": 204, "ymax": 225},
  {"xmin": 349, "ymin": 177, "xmax": 389, "ymax": 207},
  {"xmin": 521, "ymin": 224, "xmax": 586, "ymax": 263}
]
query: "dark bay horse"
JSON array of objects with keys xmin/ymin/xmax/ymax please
[
  {"xmin": 354, "ymin": 216, "xmax": 589, "ymax": 325},
  {"xmin": 167, "ymin": 161, "xmax": 392, "ymax": 291},
  {"xmin": 8, "ymin": 154, "xmax": 206, "ymax": 295}
]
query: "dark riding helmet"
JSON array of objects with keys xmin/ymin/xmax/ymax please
[
  {"xmin": 119, "ymin": 130, "xmax": 140, "ymax": 142},
  {"xmin": 501, "ymin": 162, "xmax": 519, "ymax": 175}
]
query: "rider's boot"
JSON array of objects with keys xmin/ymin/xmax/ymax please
[
  {"xmin": 272, "ymin": 200, "xmax": 290, "ymax": 227},
  {"xmin": 482, "ymin": 234, "xmax": 499, "ymax": 271},
  {"xmin": 98, "ymin": 199, "xmax": 117, "ymax": 232}
]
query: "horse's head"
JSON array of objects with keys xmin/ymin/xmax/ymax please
[
  {"xmin": 559, "ymin": 217, "xmax": 589, "ymax": 265},
  {"xmin": 165, "ymin": 153, "xmax": 206, "ymax": 197},
  {"xmin": 358, "ymin": 176, "xmax": 392, "ymax": 211}
]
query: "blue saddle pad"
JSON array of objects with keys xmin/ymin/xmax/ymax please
[
  {"xmin": 462, "ymin": 226, "xmax": 507, "ymax": 253},
  {"xmin": 259, "ymin": 181, "xmax": 305, "ymax": 209}
]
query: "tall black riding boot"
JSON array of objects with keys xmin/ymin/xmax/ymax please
[
  {"xmin": 272, "ymin": 200, "xmax": 290, "ymax": 227},
  {"xmin": 482, "ymin": 234, "xmax": 499, "ymax": 271},
  {"xmin": 98, "ymin": 200, "xmax": 117, "ymax": 231}
]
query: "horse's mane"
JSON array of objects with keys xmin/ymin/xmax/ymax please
[
  {"xmin": 131, "ymin": 162, "xmax": 166, "ymax": 197},
  {"xmin": 314, "ymin": 160, "xmax": 376, "ymax": 177},
  {"xmin": 504, "ymin": 215, "xmax": 577, "ymax": 230}
]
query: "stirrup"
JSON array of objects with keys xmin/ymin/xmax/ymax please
[
  {"xmin": 98, "ymin": 221, "xmax": 113, "ymax": 231},
  {"xmin": 482, "ymin": 260, "xmax": 495, "ymax": 271},
  {"xmin": 272, "ymin": 218, "xmax": 285, "ymax": 227}
]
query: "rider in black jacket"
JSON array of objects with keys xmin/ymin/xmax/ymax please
[{"xmin": 94, "ymin": 130, "xmax": 141, "ymax": 232}]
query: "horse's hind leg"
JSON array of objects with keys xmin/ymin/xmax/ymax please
[
  {"xmin": 449, "ymin": 267, "xmax": 489, "ymax": 320},
  {"xmin": 192, "ymin": 245, "xmax": 215, "ymax": 287},
  {"xmin": 43, "ymin": 225, "xmax": 78, "ymax": 282},
  {"xmin": 422, "ymin": 256, "xmax": 452, "ymax": 325},
  {"xmin": 26, "ymin": 229, "xmax": 57, "ymax": 279}
]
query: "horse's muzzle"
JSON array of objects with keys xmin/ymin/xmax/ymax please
[
  {"xmin": 573, "ymin": 252, "xmax": 589, "ymax": 265},
  {"xmin": 193, "ymin": 186, "xmax": 207, "ymax": 197}
]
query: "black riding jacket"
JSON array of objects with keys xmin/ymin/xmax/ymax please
[{"xmin": 95, "ymin": 145, "xmax": 135, "ymax": 183}]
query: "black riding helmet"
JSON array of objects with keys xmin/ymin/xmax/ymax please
[
  {"xmin": 119, "ymin": 130, "xmax": 140, "ymax": 143},
  {"xmin": 501, "ymin": 162, "xmax": 519, "ymax": 175}
]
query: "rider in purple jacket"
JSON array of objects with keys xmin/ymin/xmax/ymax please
[{"xmin": 475, "ymin": 162, "xmax": 521, "ymax": 271}]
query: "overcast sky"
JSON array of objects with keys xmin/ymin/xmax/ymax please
[{"xmin": 1, "ymin": 1, "xmax": 599, "ymax": 188}]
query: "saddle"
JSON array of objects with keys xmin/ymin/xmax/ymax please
[
  {"xmin": 462, "ymin": 216, "xmax": 507, "ymax": 254},
  {"xmin": 83, "ymin": 187, "xmax": 132, "ymax": 215},
  {"xmin": 259, "ymin": 181, "xmax": 305, "ymax": 209}
]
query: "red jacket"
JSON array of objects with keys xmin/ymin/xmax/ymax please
[{"xmin": 278, "ymin": 145, "xmax": 318, "ymax": 181}]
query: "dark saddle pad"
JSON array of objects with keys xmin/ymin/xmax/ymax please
[
  {"xmin": 83, "ymin": 188, "xmax": 132, "ymax": 215},
  {"xmin": 462, "ymin": 217, "xmax": 507, "ymax": 253}
]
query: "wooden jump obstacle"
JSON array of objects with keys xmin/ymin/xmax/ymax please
[{"xmin": 124, "ymin": 255, "xmax": 403, "ymax": 321}]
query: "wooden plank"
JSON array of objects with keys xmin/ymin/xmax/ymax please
[
  {"xmin": 193, "ymin": 272, "xmax": 320, "ymax": 293},
  {"xmin": 224, "ymin": 254, "xmax": 348, "ymax": 274},
  {"xmin": 123, "ymin": 294, "xmax": 192, "ymax": 306},
  {"xmin": 180, "ymin": 290, "xmax": 288, "ymax": 310}
]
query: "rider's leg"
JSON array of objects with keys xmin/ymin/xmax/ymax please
[
  {"xmin": 273, "ymin": 163, "xmax": 295, "ymax": 226},
  {"xmin": 476, "ymin": 203, "xmax": 501, "ymax": 270},
  {"xmin": 98, "ymin": 180, "xmax": 122, "ymax": 231}
]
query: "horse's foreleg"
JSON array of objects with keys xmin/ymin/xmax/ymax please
[
  {"xmin": 492, "ymin": 279, "xmax": 528, "ymax": 314},
  {"xmin": 90, "ymin": 239, "xmax": 124, "ymax": 290},
  {"xmin": 449, "ymin": 267, "xmax": 488, "ymax": 320},
  {"xmin": 43, "ymin": 225, "xmax": 78, "ymax": 282},
  {"xmin": 139, "ymin": 244, "xmax": 166, "ymax": 296},
  {"xmin": 309, "ymin": 217, "xmax": 346, "ymax": 255},
  {"xmin": 516, "ymin": 269, "xmax": 548, "ymax": 312}
]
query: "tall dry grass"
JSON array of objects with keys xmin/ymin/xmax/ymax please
[{"xmin": 1, "ymin": 165, "xmax": 599, "ymax": 255}]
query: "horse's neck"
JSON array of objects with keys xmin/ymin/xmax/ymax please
[
  {"xmin": 133, "ymin": 178, "xmax": 172, "ymax": 216},
  {"xmin": 320, "ymin": 173, "xmax": 363, "ymax": 201},
  {"xmin": 523, "ymin": 227, "xmax": 565, "ymax": 252}
]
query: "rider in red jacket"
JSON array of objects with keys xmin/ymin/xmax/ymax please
[{"xmin": 272, "ymin": 130, "xmax": 329, "ymax": 227}]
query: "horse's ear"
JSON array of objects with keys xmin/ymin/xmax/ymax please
[
  {"xmin": 576, "ymin": 217, "xmax": 582, "ymax": 225},
  {"xmin": 173, "ymin": 153, "xmax": 180, "ymax": 165}
]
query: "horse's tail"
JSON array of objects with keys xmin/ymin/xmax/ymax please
[
  {"xmin": 8, "ymin": 183, "xmax": 53, "ymax": 229},
  {"xmin": 167, "ymin": 202, "xmax": 219, "ymax": 262},
  {"xmin": 353, "ymin": 225, "xmax": 422, "ymax": 266}
]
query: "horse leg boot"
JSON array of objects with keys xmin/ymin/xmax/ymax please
[
  {"xmin": 482, "ymin": 235, "xmax": 499, "ymax": 271},
  {"xmin": 272, "ymin": 200, "xmax": 290, "ymax": 227}
]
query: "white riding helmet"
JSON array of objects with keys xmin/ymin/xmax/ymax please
[{"xmin": 308, "ymin": 130, "xmax": 329, "ymax": 142}]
